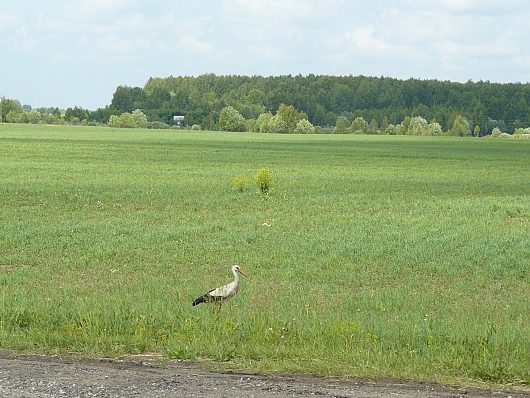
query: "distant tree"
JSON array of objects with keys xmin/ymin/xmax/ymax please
[
  {"xmin": 89, "ymin": 107, "xmax": 113, "ymax": 124},
  {"xmin": 294, "ymin": 119, "xmax": 316, "ymax": 134},
  {"xmin": 145, "ymin": 86, "xmax": 170, "ymax": 109},
  {"xmin": 27, "ymin": 110, "xmax": 42, "ymax": 124},
  {"xmin": 5, "ymin": 111, "xmax": 22, "ymax": 123},
  {"xmin": 485, "ymin": 118, "xmax": 507, "ymax": 134},
  {"xmin": 394, "ymin": 116, "xmax": 443, "ymax": 136},
  {"xmin": 43, "ymin": 113, "xmax": 59, "ymax": 124},
  {"xmin": 266, "ymin": 114, "xmax": 288, "ymax": 134},
  {"xmin": 111, "ymin": 86, "xmax": 146, "ymax": 112},
  {"xmin": 333, "ymin": 116, "xmax": 349, "ymax": 134},
  {"xmin": 65, "ymin": 106, "xmax": 89, "ymax": 123},
  {"xmin": 407, "ymin": 116, "xmax": 428, "ymax": 135},
  {"xmin": 246, "ymin": 118, "xmax": 258, "ymax": 133},
  {"xmin": 351, "ymin": 116, "xmax": 368, "ymax": 134},
  {"xmin": 381, "ymin": 116, "xmax": 389, "ymax": 131},
  {"xmin": 108, "ymin": 115, "xmax": 120, "ymax": 127},
  {"xmin": 325, "ymin": 111, "xmax": 337, "ymax": 126},
  {"xmin": 219, "ymin": 106, "xmax": 246, "ymax": 132},
  {"xmin": 397, "ymin": 116, "xmax": 411, "ymax": 135},
  {"xmin": 17, "ymin": 112, "xmax": 29, "ymax": 123},
  {"xmin": 108, "ymin": 112, "xmax": 138, "ymax": 128},
  {"xmin": 103, "ymin": 74, "xmax": 530, "ymax": 133},
  {"xmin": 426, "ymin": 121, "xmax": 443, "ymax": 136},
  {"xmin": 491, "ymin": 127, "xmax": 502, "ymax": 137},
  {"xmin": 1, "ymin": 98, "xmax": 23, "ymax": 121},
  {"xmin": 449, "ymin": 114, "xmax": 471, "ymax": 136},
  {"xmin": 122, "ymin": 112, "xmax": 136, "ymax": 127},
  {"xmin": 132, "ymin": 109, "xmax": 148, "ymax": 128},
  {"xmin": 276, "ymin": 103, "xmax": 307, "ymax": 133},
  {"xmin": 245, "ymin": 89, "xmax": 265, "ymax": 105},
  {"xmin": 313, "ymin": 104, "xmax": 327, "ymax": 126},
  {"xmin": 111, "ymin": 86, "xmax": 134, "ymax": 112},
  {"xmin": 385, "ymin": 124, "xmax": 398, "ymax": 135},
  {"xmin": 255, "ymin": 112, "xmax": 273, "ymax": 133},
  {"xmin": 203, "ymin": 91, "xmax": 219, "ymax": 129},
  {"xmin": 513, "ymin": 119, "xmax": 525, "ymax": 130},
  {"xmin": 513, "ymin": 127, "xmax": 530, "ymax": 138},
  {"xmin": 51, "ymin": 107, "xmax": 62, "ymax": 118},
  {"xmin": 368, "ymin": 118, "xmax": 379, "ymax": 134}
]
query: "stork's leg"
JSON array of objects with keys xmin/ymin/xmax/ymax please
[
  {"xmin": 214, "ymin": 302, "xmax": 222, "ymax": 315},
  {"xmin": 211, "ymin": 302, "xmax": 219, "ymax": 315}
]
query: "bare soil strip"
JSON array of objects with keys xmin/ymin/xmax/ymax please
[{"xmin": 0, "ymin": 351, "xmax": 528, "ymax": 398}]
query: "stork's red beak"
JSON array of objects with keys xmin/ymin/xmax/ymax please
[{"xmin": 237, "ymin": 268, "xmax": 247, "ymax": 276}]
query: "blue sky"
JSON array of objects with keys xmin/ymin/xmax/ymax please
[{"xmin": 2, "ymin": 0, "xmax": 530, "ymax": 109}]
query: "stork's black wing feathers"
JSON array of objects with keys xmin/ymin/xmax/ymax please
[{"xmin": 192, "ymin": 294, "xmax": 209, "ymax": 306}]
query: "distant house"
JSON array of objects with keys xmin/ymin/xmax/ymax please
[{"xmin": 173, "ymin": 115, "xmax": 185, "ymax": 127}]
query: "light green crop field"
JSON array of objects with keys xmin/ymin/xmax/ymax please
[{"xmin": 0, "ymin": 124, "xmax": 529, "ymax": 387}]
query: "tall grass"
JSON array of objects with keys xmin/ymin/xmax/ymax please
[{"xmin": 0, "ymin": 124, "xmax": 528, "ymax": 386}]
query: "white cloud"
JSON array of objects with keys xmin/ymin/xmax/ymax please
[
  {"xmin": 430, "ymin": 0, "xmax": 486, "ymax": 11},
  {"xmin": 343, "ymin": 3, "xmax": 528, "ymax": 76},
  {"xmin": 381, "ymin": 9, "xmax": 466, "ymax": 43},
  {"xmin": 436, "ymin": 40, "xmax": 518, "ymax": 58},
  {"xmin": 179, "ymin": 35, "xmax": 213, "ymax": 53},
  {"xmin": 99, "ymin": 36, "xmax": 136, "ymax": 53},
  {"xmin": 0, "ymin": 11, "xmax": 18, "ymax": 31},
  {"xmin": 513, "ymin": 54, "xmax": 530, "ymax": 69},
  {"xmin": 344, "ymin": 24, "xmax": 420, "ymax": 59},
  {"xmin": 416, "ymin": 0, "xmax": 525, "ymax": 13},
  {"xmin": 2, "ymin": 0, "xmax": 529, "ymax": 109},
  {"xmin": 230, "ymin": 0, "xmax": 308, "ymax": 18},
  {"xmin": 226, "ymin": 0, "xmax": 343, "ymax": 22},
  {"xmin": 71, "ymin": 0, "xmax": 138, "ymax": 16}
]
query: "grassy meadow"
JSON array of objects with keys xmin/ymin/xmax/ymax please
[{"xmin": 0, "ymin": 123, "xmax": 529, "ymax": 387}]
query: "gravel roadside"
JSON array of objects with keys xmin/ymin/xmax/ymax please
[{"xmin": 0, "ymin": 351, "xmax": 528, "ymax": 398}]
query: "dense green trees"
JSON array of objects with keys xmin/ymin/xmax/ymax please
[
  {"xmin": 3, "ymin": 74, "xmax": 530, "ymax": 134},
  {"xmin": 219, "ymin": 106, "xmax": 246, "ymax": 132},
  {"xmin": 243, "ymin": 103, "xmax": 314, "ymax": 134},
  {"xmin": 1, "ymin": 98, "xmax": 23, "ymax": 121},
  {"xmin": 117, "ymin": 74, "xmax": 528, "ymax": 133},
  {"xmin": 108, "ymin": 109, "xmax": 148, "ymax": 128},
  {"xmin": 449, "ymin": 114, "xmax": 471, "ymax": 136}
]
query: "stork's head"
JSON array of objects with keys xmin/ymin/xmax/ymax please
[{"xmin": 232, "ymin": 265, "xmax": 247, "ymax": 276}]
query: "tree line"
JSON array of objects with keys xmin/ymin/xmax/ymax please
[
  {"xmin": 108, "ymin": 74, "xmax": 530, "ymax": 133},
  {"xmin": 2, "ymin": 74, "xmax": 530, "ymax": 134}
]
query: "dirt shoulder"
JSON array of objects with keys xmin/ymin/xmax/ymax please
[{"xmin": 0, "ymin": 350, "xmax": 528, "ymax": 398}]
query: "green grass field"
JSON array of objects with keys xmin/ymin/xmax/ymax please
[{"xmin": 0, "ymin": 124, "xmax": 529, "ymax": 387}]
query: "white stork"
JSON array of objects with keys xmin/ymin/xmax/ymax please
[{"xmin": 192, "ymin": 265, "xmax": 246, "ymax": 313}]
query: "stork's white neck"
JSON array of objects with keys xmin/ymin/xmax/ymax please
[{"xmin": 232, "ymin": 267, "xmax": 240, "ymax": 283}]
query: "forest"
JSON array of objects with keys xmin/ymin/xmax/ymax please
[{"xmin": 2, "ymin": 74, "xmax": 530, "ymax": 133}]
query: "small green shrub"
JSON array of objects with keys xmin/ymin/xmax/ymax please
[
  {"xmin": 513, "ymin": 127, "xmax": 530, "ymax": 139},
  {"xmin": 147, "ymin": 121, "xmax": 170, "ymax": 129},
  {"xmin": 109, "ymin": 109, "xmax": 148, "ymax": 128},
  {"xmin": 191, "ymin": 124, "xmax": 201, "ymax": 131},
  {"xmin": 295, "ymin": 119, "xmax": 316, "ymax": 134},
  {"xmin": 233, "ymin": 174, "xmax": 250, "ymax": 192},
  {"xmin": 253, "ymin": 166, "xmax": 273, "ymax": 195},
  {"xmin": 491, "ymin": 127, "xmax": 502, "ymax": 137}
]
